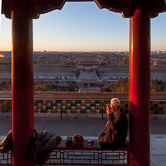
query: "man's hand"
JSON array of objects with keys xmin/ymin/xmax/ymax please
[{"xmin": 106, "ymin": 106, "xmax": 112, "ymax": 115}]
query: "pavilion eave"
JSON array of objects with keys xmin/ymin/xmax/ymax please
[{"xmin": 1, "ymin": 0, "xmax": 166, "ymax": 19}]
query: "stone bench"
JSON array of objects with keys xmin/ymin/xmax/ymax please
[
  {"xmin": 0, "ymin": 136, "xmax": 129, "ymax": 166},
  {"xmin": 46, "ymin": 138, "xmax": 129, "ymax": 166}
]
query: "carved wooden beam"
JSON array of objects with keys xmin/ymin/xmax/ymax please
[
  {"xmin": 2, "ymin": 0, "xmax": 66, "ymax": 19},
  {"xmin": 2, "ymin": 0, "xmax": 12, "ymax": 19},
  {"xmin": 150, "ymin": 0, "xmax": 166, "ymax": 18},
  {"xmin": 95, "ymin": 0, "xmax": 166, "ymax": 18},
  {"xmin": 32, "ymin": 0, "xmax": 65, "ymax": 18},
  {"xmin": 94, "ymin": 0, "xmax": 134, "ymax": 17},
  {"xmin": 1, "ymin": 0, "xmax": 166, "ymax": 19}
]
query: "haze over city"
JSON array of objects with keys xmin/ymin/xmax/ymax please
[{"xmin": 0, "ymin": 2, "xmax": 166, "ymax": 52}]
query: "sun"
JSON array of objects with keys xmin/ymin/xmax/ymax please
[{"xmin": 0, "ymin": 54, "xmax": 5, "ymax": 58}]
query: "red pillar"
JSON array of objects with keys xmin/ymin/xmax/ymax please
[
  {"xmin": 129, "ymin": 7, "xmax": 150, "ymax": 166},
  {"xmin": 11, "ymin": 5, "xmax": 34, "ymax": 166}
]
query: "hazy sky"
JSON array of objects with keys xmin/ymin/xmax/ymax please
[{"xmin": 0, "ymin": 2, "xmax": 166, "ymax": 52}]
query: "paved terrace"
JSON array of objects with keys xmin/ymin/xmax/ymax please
[
  {"xmin": 1, "ymin": 91, "xmax": 166, "ymax": 165},
  {"xmin": 0, "ymin": 116, "xmax": 166, "ymax": 166}
]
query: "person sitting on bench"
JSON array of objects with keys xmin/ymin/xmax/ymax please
[{"xmin": 98, "ymin": 98, "xmax": 128, "ymax": 149}]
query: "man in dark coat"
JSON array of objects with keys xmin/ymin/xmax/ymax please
[
  {"xmin": 98, "ymin": 98, "xmax": 128, "ymax": 149},
  {"xmin": 28, "ymin": 130, "xmax": 61, "ymax": 165}
]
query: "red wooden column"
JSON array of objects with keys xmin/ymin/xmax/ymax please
[
  {"xmin": 129, "ymin": 6, "xmax": 150, "ymax": 166},
  {"xmin": 11, "ymin": 4, "xmax": 34, "ymax": 166}
]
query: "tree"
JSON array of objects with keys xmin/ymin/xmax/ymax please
[
  {"xmin": 100, "ymin": 78, "xmax": 129, "ymax": 92},
  {"xmin": 150, "ymin": 80, "xmax": 165, "ymax": 92},
  {"xmin": 0, "ymin": 81, "xmax": 11, "ymax": 91}
]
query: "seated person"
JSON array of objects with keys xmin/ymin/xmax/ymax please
[
  {"xmin": 98, "ymin": 98, "xmax": 128, "ymax": 149},
  {"xmin": 0, "ymin": 130, "xmax": 61, "ymax": 165},
  {"xmin": 66, "ymin": 134, "xmax": 84, "ymax": 147}
]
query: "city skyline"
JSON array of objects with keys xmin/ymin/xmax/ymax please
[{"xmin": 0, "ymin": 2, "xmax": 166, "ymax": 52}]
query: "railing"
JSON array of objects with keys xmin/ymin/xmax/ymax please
[
  {"xmin": 0, "ymin": 97, "xmax": 166, "ymax": 119},
  {"xmin": 46, "ymin": 137, "xmax": 128, "ymax": 166},
  {"xmin": 0, "ymin": 151, "xmax": 11, "ymax": 165},
  {"xmin": 0, "ymin": 137, "xmax": 128, "ymax": 166},
  {"xmin": 1, "ymin": 91, "xmax": 166, "ymax": 100},
  {"xmin": 0, "ymin": 150, "xmax": 127, "ymax": 166},
  {"xmin": 0, "ymin": 98, "xmax": 129, "ymax": 120},
  {"xmin": 47, "ymin": 149, "xmax": 128, "ymax": 165}
]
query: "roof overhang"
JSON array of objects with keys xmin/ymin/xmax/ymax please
[{"xmin": 1, "ymin": 0, "xmax": 166, "ymax": 19}]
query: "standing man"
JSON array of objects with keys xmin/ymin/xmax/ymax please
[{"xmin": 98, "ymin": 98, "xmax": 128, "ymax": 149}]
